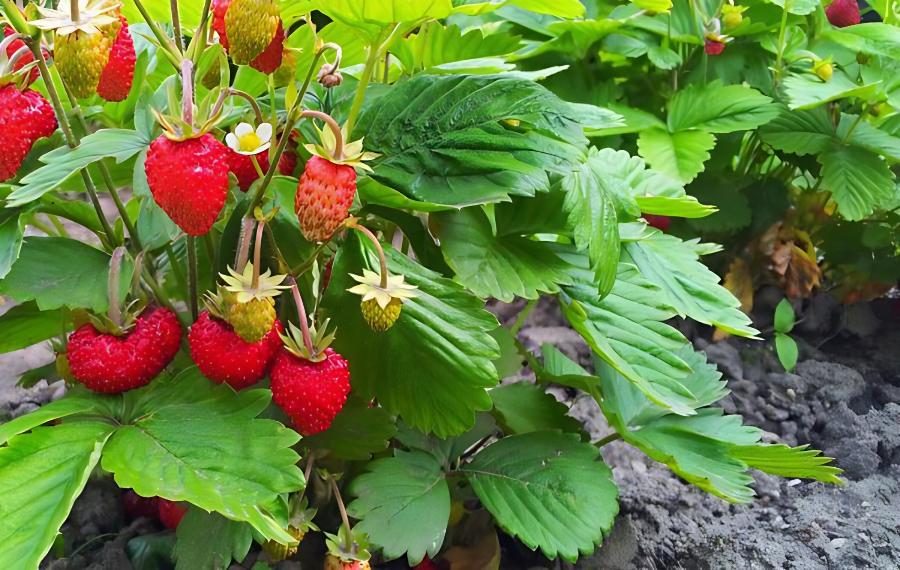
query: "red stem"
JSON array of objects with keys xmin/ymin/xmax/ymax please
[
  {"xmin": 299, "ymin": 109, "xmax": 344, "ymax": 161},
  {"xmin": 251, "ymin": 220, "xmax": 264, "ymax": 290},
  {"xmin": 351, "ymin": 223, "xmax": 388, "ymax": 288},
  {"xmin": 288, "ymin": 277, "xmax": 316, "ymax": 357},
  {"xmin": 181, "ymin": 59, "xmax": 194, "ymax": 127}
]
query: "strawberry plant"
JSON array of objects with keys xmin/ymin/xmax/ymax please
[{"xmin": 0, "ymin": 0, "xmax": 873, "ymax": 567}]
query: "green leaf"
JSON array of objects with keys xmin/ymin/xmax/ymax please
[
  {"xmin": 0, "ymin": 302, "xmax": 66, "ymax": 354},
  {"xmin": 818, "ymin": 146, "xmax": 896, "ymax": 221},
  {"xmin": 767, "ymin": 0, "xmax": 818, "ymax": 15},
  {"xmin": 395, "ymin": 21, "xmax": 521, "ymax": 72},
  {"xmin": 357, "ymin": 74, "xmax": 589, "ymax": 206},
  {"xmin": 508, "ymin": 0, "xmax": 585, "ymax": 17},
  {"xmin": 322, "ymin": 234, "xmax": 500, "ymax": 437},
  {"xmin": 587, "ymin": 103, "xmax": 666, "ymax": 137},
  {"xmin": 303, "ymin": 397, "xmax": 397, "ymax": 460},
  {"xmin": 836, "ymin": 114, "xmax": 900, "ymax": 161},
  {"xmin": 174, "ymin": 509, "xmax": 253, "ymax": 570},
  {"xmin": 773, "ymin": 299, "xmax": 795, "ymax": 333},
  {"xmin": 0, "ymin": 209, "xmax": 24, "ymax": 279},
  {"xmin": 758, "ymin": 107, "xmax": 836, "ymax": 155},
  {"xmin": 684, "ymin": 181, "xmax": 752, "ymax": 235},
  {"xmin": 637, "ymin": 128, "xmax": 715, "ymax": 184},
  {"xmin": 434, "ymin": 207, "xmax": 575, "ymax": 302},
  {"xmin": 318, "ymin": 0, "xmax": 453, "ymax": 42},
  {"xmin": 0, "ymin": 422, "xmax": 114, "ymax": 569},
  {"xmin": 624, "ymin": 230, "xmax": 759, "ymax": 337},
  {"xmin": 5, "ymin": 129, "xmax": 149, "ymax": 206},
  {"xmin": 462, "ymin": 431, "xmax": 618, "ymax": 562},
  {"xmin": 101, "ymin": 368, "xmax": 304, "ymax": 543},
  {"xmin": 731, "ymin": 444, "xmax": 844, "ymax": 484},
  {"xmin": 561, "ymin": 149, "xmax": 621, "ymax": 298},
  {"xmin": 0, "ymin": 390, "xmax": 112, "ymax": 445},
  {"xmin": 560, "ymin": 259, "xmax": 698, "ymax": 415},
  {"xmin": 667, "ymin": 82, "xmax": 779, "ymax": 133},
  {"xmin": 348, "ymin": 450, "xmax": 450, "ymax": 565},
  {"xmin": 775, "ymin": 332, "xmax": 799, "ymax": 372},
  {"xmin": 533, "ymin": 344, "xmax": 601, "ymax": 392},
  {"xmin": 647, "ymin": 45, "xmax": 682, "ymax": 69},
  {"xmin": 822, "ymin": 23, "xmax": 900, "ymax": 60},
  {"xmin": 0, "ymin": 237, "xmax": 115, "ymax": 313},
  {"xmin": 490, "ymin": 383, "xmax": 582, "ymax": 435},
  {"xmin": 783, "ymin": 73, "xmax": 881, "ymax": 110}
]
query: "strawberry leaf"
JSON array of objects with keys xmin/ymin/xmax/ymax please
[
  {"xmin": 303, "ymin": 397, "xmax": 397, "ymax": 460},
  {"xmin": 322, "ymin": 233, "xmax": 500, "ymax": 437},
  {"xmin": 818, "ymin": 145, "xmax": 896, "ymax": 221},
  {"xmin": 0, "ymin": 302, "xmax": 68, "ymax": 354},
  {"xmin": 489, "ymin": 383, "xmax": 583, "ymax": 435},
  {"xmin": 348, "ymin": 450, "xmax": 450, "ymax": 565},
  {"xmin": 667, "ymin": 82, "xmax": 779, "ymax": 134},
  {"xmin": 174, "ymin": 509, "xmax": 253, "ymax": 570},
  {"xmin": 0, "ymin": 422, "xmax": 114, "ymax": 569},
  {"xmin": 461, "ymin": 431, "xmax": 618, "ymax": 562},
  {"xmin": 637, "ymin": 128, "xmax": 716, "ymax": 184}
]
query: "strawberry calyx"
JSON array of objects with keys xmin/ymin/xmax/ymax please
[
  {"xmin": 32, "ymin": 0, "xmax": 119, "ymax": 35},
  {"xmin": 280, "ymin": 319, "xmax": 335, "ymax": 363},
  {"xmin": 302, "ymin": 115, "xmax": 379, "ymax": 168},
  {"xmin": 325, "ymin": 526, "xmax": 371, "ymax": 564},
  {"xmin": 0, "ymin": 32, "xmax": 34, "ymax": 88},
  {"xmin": 87, "ymin": 247, "xmax": 148, "ymax": 336}
]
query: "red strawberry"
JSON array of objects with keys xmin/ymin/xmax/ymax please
[
  {"xmin": 645, "ymin": 214, "xmax": 671, "ymax": 232},
  {"xmin": 0, "ymin": 84, "xmax": 57, "ymax": 181},
  {"xmin": 122, "ymin": 490, "xmax": 159, "ymax": 520},
  {"xmin": 826, "ymin": 0, "xmax": 860, "ymax": 27},
  {"xmin": 705, "ymin": 39, "xmax": 725, "ymax": 55},
  {"xmin": 157, "ymin": 499, "xmax": 188, "ymax": 529},
  {"xmin": 294, "ymin": 156, "xmax": 357, "ymax": 242},
  {"xmin": 145, "ymin": 133, "xmax": 230, "ymax": 236},
  {"xmin": 97, "ymin": 15, "xmax": 135, "ymax": 102},
  {"xmin": 189, "ymin": 311, "xmax": 283, "ymax": 389},
  {"xmin": 226, "ymin": 146, "xmax": 294, "ymax": 191},
  {"xmin": 270, "ymin": 347, "xmax": 350, "ymax": 435},
  {"xmin": 211, "ymin": 0, "xmax": 231, "ymax": 50},
  {"xmin": 4, "ymin": 27, "xmax": 50, "ymax": 86},
  {"xmin": 249, "ymin": 19, "xmax": 284, "ymax": 74},
  {"xmin": 415, "ymin": 559, "xmax": 441, "ymax": 570},
  {"xmin": 67, "ymin": 307, "xmax": 181, "ymax": 393}
]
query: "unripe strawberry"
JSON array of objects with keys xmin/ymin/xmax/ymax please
[
  {"xmin": 0, "ymin": 84, "xmax": 58, "ymax": 182},
  {"xmin": 145, "ymin": 133, "xmax": 230, "ymax": 236},
  {"xmin": 826, "ymin": 0, "xmax": 860, "ymax": 27},
  {"xmin": 67, "ymin": 307, "xmax": 181, "ymax": 393},
  {"xmin": 228, "ymin": 297, "xmax": 277, "ymax": 343},
  {"xmin": 249, "ymin": 19, "xmax": 284, "ymax": 74},
  {"xmin": 721, "ymin": 4, "xmax": 745, "ymax": 29},
  {"xmin": 97, "ymin": 15, "xmax": 135, "ymax": 102},
  {"xmin": 222, "ymin": 0, "xmax": 280, "ymax": 64},
  {"xmin": 295, "ymin": 156, "xmax": 357, "ymax": 242},
  {"xmin": 54, "ymin": 22, "xmax": 119, "ymax": 99},
  {"xmin": 813, "ymin": 59, "xmax": 833, "ymax": 81},
  {"xmin": 348, "ymin": 269, "xmax": 418, "ymax": 333},
  {"xmin": 270, "ymin": 347, "xmax": 350, "ymax": 435},
  {"xmin": 263, "ymin": 526, "xmax": 304, "ymax": 561},
  {"xmin": 360, "ymin": 298, "xmax": 401, "ymax": 332}
]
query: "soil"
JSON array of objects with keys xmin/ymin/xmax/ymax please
[{"xmin": 2, "ymin": 291, "xmax": 899, "ymax": 569}]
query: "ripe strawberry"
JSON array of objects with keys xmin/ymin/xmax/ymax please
[
  {"xmin": 157, "ymin": 499, "xmax": 187, "ymax": 530},
  {"xmin": 644, "ymin": 214, "xmax": 671, "ymax": 232},
  {"xmin": 250, "ymin": 20, "xmax": 284, "ymax": 74},
  {"xmin": 826, "ymin": 0, "xmax": 860, "ymax": 27},
  {"xmin": 270, "ymin": 347, "xmax": 350, "ymax": 435},
  {"xmin": 213, "ymin": 0, "xmax": 280, "ymax": 65},
  {"xmin": 97, "ymin": 15, "xmax": 135, "ymax": 102},
  {"xmin": 0, "ymin": 84, "xmax": 58, "ymax": 182},
  {"xmin": 122, "ymin": 490, "xmax": 159, "ymax": 520},
  {"xmin": 189, "ymin": 311, "xmax": 283, "ymax": 389},
  {"xmin": 145, "ymin": 133, "xmax": 230, "ymax": 236},
  {"xmin": 295, "ymin": 156, "xmax": 357, "ymax": 242},
  {"xmin": 220, "ymin": 263, "xmax": 288, "ymax": 342},
  {"xmin": 414, "ymin": 558, "xmax": 441, "ymax": 570},
  {"xmin": 67, "ymin": 307, "xmax": 181, "ymax": 393},
  {"xmin": 3, "ymin": 27, "xmax": 50, "ymax": 86},
  {"xmin": 705, "ymin": 39, "xmax": 725, "ymax": 56}
]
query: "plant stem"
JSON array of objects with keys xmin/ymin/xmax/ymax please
[
  {"xmin": 251, "ymin": 220, "xmax": 264, "ymax": 290},
  {"xmin": 70, "ymin": 0, "xmax": 79, "ymax": 23},
  {"xmin": 170, "ymin": 0, "xmax": 183, "ymax": 52},
  {"xmin": 330, "ymin": 477, "xmax": 353, "ymax": 551},
  {"xmin": 300, "ymin": 109, "xmax": 345, "ymax": 159},
  {"xmin": 774, "ymin": 7, "xmax": 789, "ymax": 86},
  {"xmin": 29, "ymin": 217, "xmax": 56, "ymax": 236},
  {"xmin": 187, "ymin": 236, "xmax": 199, "ymax": 320},
  {"xmin": 290, "ymin": 241, "xmax": 329, "ymax": 276},
  {"xmin": 48, "ymin": 215, "xmax": 69, "ymax": 237},
  {"xmin": 235, "ymin": 217, "xmax": 255, "ymax": 271},
  {"xmin": 131, "ymin": 0, "xmax": 182, "ymax": 67},
  {"xmin": 344, "ymin": 42, "xmax": 380, "ymax": 137},
  {"xmin": 107, "ymin": 247, "xmax": 125, "ymax": 327},
  {"xmin": 288, "ymin": 276, "xmax": 316, "ymax": 356},
  {"xmin": 164, "ymin": 243, "xmax": 187, "ymax": 294},
  {"xmin": 511, "ymin": 299, "xmax": 537, "ymax": 335},
  {"xmin": 596, "ymin": 432, "xmax": 622, "ymax": 447},
  {"xmin": 29, "ymin": 39, "xmax": 116, "ymax": 250},
  {"xmin": 348, "ymin": 221, "xmax": 388, "ymax": 288},
  {"xmin": 181, "ymin": 59, "xmax": 194, "ymax": 127},
  {"xmin": 250, "ymin": 155, "xmax": 265, "ymax": 179},
  {"xmin": 840, "ymin": 112, "xmax": 864, "ymax": 143}
]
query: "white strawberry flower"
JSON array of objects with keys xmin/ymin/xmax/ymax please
[{"xmin": 225, "ymin": 122, "xmax": 273, "ymax": 155}]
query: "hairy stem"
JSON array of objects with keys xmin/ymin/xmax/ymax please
[
  {"xmin": 131, "ymin": 0, "xmax": 182, "ymax": 66},
  {"xmin": 107, "ymin": 248, "xmax": 125, "ymax": 327},
  {"xmin": 251, "ymin": 220, "xmax": 265, "ymax": 290},
  {"xmin": 181, "ymin": 59, "xmax": 194, "ymax": 127},
  {"xmin": 774, "ymin": 7, "xmax": 789, "ymax": 86},
  {"xmin": 235, "ymin": 217, "xmax": 255, "ymax": 271},
  {"xmin": 69, "ymin": 0, "xmax": 79, "ymax": 23},
  {"xmin": 300, "ymin": 109, "xmax": 344, "ymax": 159},
  {"xmin": 330, "ymin": 477, "xmax": 353, "ymax": 551},
  {"xmin": 596, "ymin": 432, "xmax": 622, "ymax": 447},
  {"xmin": 348, "ymin": 221, "xmax": 388, "ymax": 288},
  {"xmin": 288, "ymin": 277, "xmax": 316, "ymax": 357},
  {"xmin": 170, "ymin": 0, "xmax": 183, "ymax": 52}
]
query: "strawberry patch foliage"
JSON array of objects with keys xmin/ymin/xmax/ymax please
[{"xmin": 4, "ymin": 0, "xmax": 895, "ymax": 566}]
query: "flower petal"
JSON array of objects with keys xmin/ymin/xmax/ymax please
[
  {"xmin": 234, "ymin": 122, "xmax": 254, "ymax": 137},
  {"xmin": 225, "ymin": 133, "xmax": 239, "ymax": 151},
  {"xmin": 256, "ymin": 122, "xmax": 273, "ymax": 143}
]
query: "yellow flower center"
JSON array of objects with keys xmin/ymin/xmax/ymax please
[{"xmin": 237, "ymin": 132, "xmax": 262, "ymax": 152}]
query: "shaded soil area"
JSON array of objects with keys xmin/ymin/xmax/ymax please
[{"xmin": 2, "ymin": 295, "xmax": 898, "ymax": 569}]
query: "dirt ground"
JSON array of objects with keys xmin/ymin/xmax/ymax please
[{"xmin": 2, "ymin": 291, "xmax": 899, "ymax": 569}]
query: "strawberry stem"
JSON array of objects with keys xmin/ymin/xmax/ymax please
[
  {"xmin": 107, "ymin": 248, "xmax": 126, "ymax": 329},
  {"xmin": 170, "ymin": 0, "xmax": 183, "ymax": 52},
  {"xmin": 250, "ymin": 154, "xmax": 266, "ymax": 179},
  {"xmin": 131, "ymin": 0, "xmax": 183, "ymax": 67},
  {"xmin": 348, "ymin": 221, "xmax": 389, "ymax": 289},
  {"xmin": 187, "ymin": 236, "xmax": 199, "ymax": 321},
  {"xmin": 329, "ymin": 477, "xmax": 353, "ymax": 552},
  {"xmin": 299, "ymin": 109, "xmax": 344, "ymax": 161},
  {"xmin": 69, "ymin": 0, "xmax": 80, "ymax": 24},
  {"xmin": 235, "ymin": 217, "xmax": 255, "ymax": 272},
  {"xmin": 288, "ymin": 277, "xmax": 316, "ymax": 357},
  {"xmin": 181, "ymin": 59, "xmax": 194, "ymax": 128},
  {"xmin": 225, "ymin": 88, "xmax": 265, "ymax": 124},
  {"xmin": 251, "ymin": 220, "xmax": 265, "ymax": 291}
]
